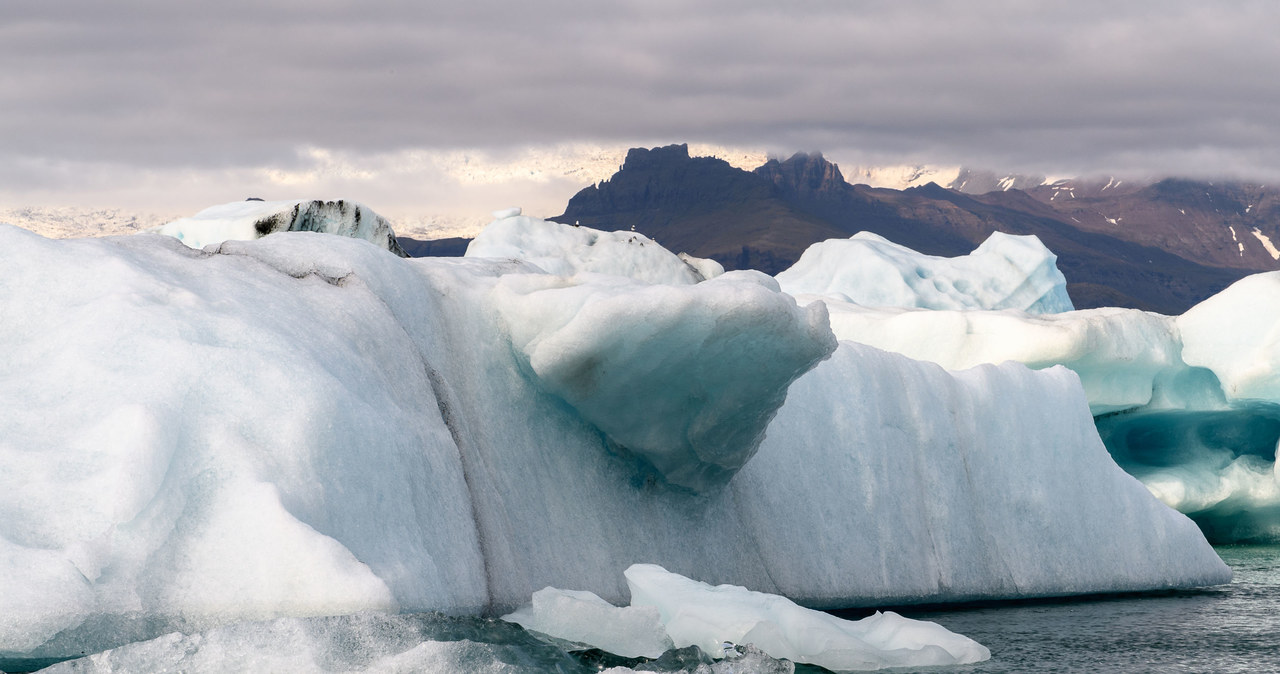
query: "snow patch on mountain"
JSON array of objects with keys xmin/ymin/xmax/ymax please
[{"xmin": 1251, "ymin": 228, "xmax": 1280, "ymax": 260}]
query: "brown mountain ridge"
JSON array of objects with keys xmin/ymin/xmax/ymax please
[{"xmin": 546, "ymin": 145, "xmax": 1272, "ymax": 314}]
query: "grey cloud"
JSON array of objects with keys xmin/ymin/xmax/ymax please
[{"xmin": 4, "ymin": 0, "xmax": 1280, "ymax": 184}]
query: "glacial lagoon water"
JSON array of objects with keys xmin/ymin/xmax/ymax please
[
  {"xmin": 4, "ymin": 546, "xmax": 1275, "ymax": 673},
  {"xmin": 876, "ymin": 544, "xmax": 1280, "ymax": 673}
]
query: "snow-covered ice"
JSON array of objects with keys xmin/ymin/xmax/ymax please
[
  {"xmin": 775, "ymin": 230, "xmax": 1073, "ymax": 313},
  {"xmin": 467, "ymin": 211, "xmax": 723, "ymax": 284},
  {"xmin": 0, "ymin": 215, "xmax": 1228, "ymax": 662}
]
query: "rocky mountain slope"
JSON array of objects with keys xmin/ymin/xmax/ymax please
[
  {"xmin": 1015, "ymin": 178, "xmax": 1280, "ymax": 271},
  {"xmin": 553, "ymin": 145, "xmax": 1265, "ymax": 314}
]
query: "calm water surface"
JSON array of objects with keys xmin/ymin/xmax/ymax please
[{"xmin": 879, "ymin": 545, "xmax": 1280, "ymax": 673}]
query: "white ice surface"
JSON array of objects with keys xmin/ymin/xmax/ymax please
[
  {"xmin": 0, "ymin": 228, "xmax": 486, "ymax": 656},
  {"xmin": 466, "ymin": 213, "xmax": 724, "ymax": 284},
  {"xmin": 0, "ymin": 217, "xmax": 1228, "ymax": 660},
  {"xmin": 1180, "ymin": 272, "xmax": 1280, "ymax": 401},
  {"xmin": 736, "ymin": 344, "xmax": 1226, "ymax": 605},
  {"xmin": 801, "ymin": 266, "xmax": 1280, "ymax": 540},
  {"xmin": 491, "ymin": 269, "xmax": 834, "ymax": 491},
  {"xmin": 809, "ymin": 300, "xmax": 1211, "ymax": 415},
  {"xmin": 626, "ymin": 564, "xmax": 989, "ymax": 670},
  {"xmin": 775, "ymin": 230, "xmax": 1073, "ymax": 313}
]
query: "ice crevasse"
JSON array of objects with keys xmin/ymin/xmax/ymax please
[{"xmin": 0, "ymin": 212, "xmax": 1228, "ymax": 662}]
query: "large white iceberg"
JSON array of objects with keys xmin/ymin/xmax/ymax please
[
  {"xmin": 775, "ymin": 230, "xmax": 1074, "ymax": 313},
  {"xmin": 0, "ymin": 216, "xmax": 1227, "ymax": 662},
  {"xmin": 792, "ymin": 250, "xmax": 1280, "ymax": 542},
  {"xmin": 150, "ymin": 198, "xmax": 408, "ymax": 256}
]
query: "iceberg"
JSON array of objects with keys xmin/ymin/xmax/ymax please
[
  {"xmin": 0, "ymin": 216, "xmax": 1227, "ymax": 662},
  {"xmin": 811, "ymin": 301, "xmax": 1197, "ymax": 416},
  {"xmin": 1179, "ymin": 271, "xmax": 1280, "ymax": 401},
  {"xmin": 150, "ymin": 198, "xmax": 408, "ymax": 256},
  {"xmin": 466, "ymin": 210, "xmax": 724, "ymax": 284},
  {"xmin": 786, "ymin": 242, "xmax": 1280, "ymax": 542},
  {"xmin": 775, "ymin": 230, "xmax": 1074, "ymax": 313},
  {"xmin": 489, "ymin": 268, "xmax": 834, "ymax": 491}
]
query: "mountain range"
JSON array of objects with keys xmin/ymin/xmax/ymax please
[
  {"xmin": 541, "ymin": 144, "xmax": 1278, "ymax": 314},
  {"xmin": 8, "ymin": 143, "xmax": 1276, "ymax": 315}
]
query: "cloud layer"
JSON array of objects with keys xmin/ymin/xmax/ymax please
[{"xmin": 5, "ymin": 1, "xmax": 1280, "ymax": 214}]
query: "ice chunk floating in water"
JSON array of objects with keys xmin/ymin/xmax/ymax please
[
  {"xmin": 627, "ymin": 564, "xmax": 990, "ymax": 670},
  {"xmin": 0, "ymin": 214, "xmax": 1228, "ymax": 662},
  {"xmin": 499, "ymin": 567, "xmax": 988, "ymax": 670},
  {"xmin": 501, "ymin": 587, "xmax": 673, "ymax": 659},
  {"xmin": 503, "ymin": 564, "xmax": 990, "ymax": 671}
]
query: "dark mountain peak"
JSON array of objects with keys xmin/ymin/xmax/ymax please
[
  {"xmin": 555, "ymin": 145, "xmax": 775, "ymax": 227},
  {"xmin": 1146, "ymin": 177, "xmax": 1208, "ymax": 198},
  {"xmin": 1140, "ymin": 177, "xmax": 1248, "ymax": 213},
  {"xmin": 552, "ymin": 144, "xmax": 1265, "ymax": 313},
  {"xmin": 904, "ymin": 181, "xmax": 954, "ymax": 199},
  {"xmin": 601, "ymin": 144, "xmax": 737, "ymax": 186},
  {"xmin": 755, "ymin": 152, "xmax": 846, "ymax": 193},
  {"xmin": 623, "ymin": 143, "xmax": 688, "ymax": 168}
]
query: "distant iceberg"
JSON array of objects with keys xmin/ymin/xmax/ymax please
[
  {"xmin": 467, "ymin": 209, "xmax": 724, "ymax": 284},
  {"xmin": 776, "ymin": 230, "xmax": 1074, "ymax": 314},
  {"xmin": 0, "ymin": 214, "xmax": 1227, "ymax": 662},
  {"xmin": 150, "ymin": 198, "xmax": 408, "ymax": 256}
]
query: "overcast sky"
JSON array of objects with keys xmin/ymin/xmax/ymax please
[{"xmin": 4, "ymin": 0, "xmax": 1280, "ymax": 221}]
